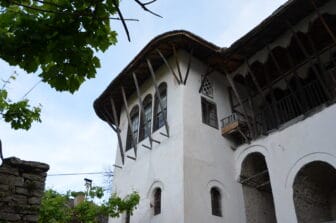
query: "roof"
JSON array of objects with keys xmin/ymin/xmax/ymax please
[
  {"xmin": 93, "ymin": 30, "xmax": 222, "ymax": 123},
  {"xmin": 94, "ymin": 0, "xmax": 331, "ymax": 124}
]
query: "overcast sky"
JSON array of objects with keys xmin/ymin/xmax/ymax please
[{"xmin": 0, "ymin": 0, "xmax": 287, "ymax": 194}]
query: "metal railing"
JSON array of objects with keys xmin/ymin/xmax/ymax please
[{"xmin": 220, "ymin": 112, "xmax": 247, "ymax": 129}]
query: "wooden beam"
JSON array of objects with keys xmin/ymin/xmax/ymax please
[
  {"xmin": 285, "ymin": 49, "xmax": 311, "ymax": 112},
  {"xmin": 246, "ymin": 60, "xmax": 280, "ymax": 127},
  {"xmin": 226, "ymin": 74, "xmax": 253, "ymax": 141},
  {"xmin": 243, "ymin": 78, "xmax": 258, "ymax": 139},
  {"xmin": 146, "ymin": 58, "xmax": 170, "ymax": 137},
  {"xmin": 127, "ymin": 155, "xmax": 136, "ymax": 161},
  {"xmin": 264, "ymin": 65, "xmax": 282, "ymax": 127},
  {"xmin": 310, "ymin": 0, "xmax": 336, "ymax": 45},
  {"xmin": 228, "ymin": 87, "xmax": 235, "ymax": 112},
  {"xmin": 101, "ymin": 107, "xmax": 125, "ymax": 165},
  {"xmin": 287, "ymin": 21, "xmax": 332, "ymax": 100},
  {"xmin": 132, "ymin": 72, "xmax": 153, "ymax": 149},
  {"xmin": 183, "ymin": 47, "xmax": 194, "ymax": 85},
  {"xmin": 160, "ymin": 132, "xmax": 169, "ymax": 137},
  {"xmin": 142, "ymin": 144, "xmax": 152, "ymax": 150},
  {"xmin": 120, "ymin": 86, "xmax": 138, "ymax": 157},
  {"xmin": 110, "ymin": 97, "xmax": 128, "ymax": 164},
  {"xmin": 113, "ymin": 164, "xmax": 122, "ymax": 169},
  {"xmin": 172, "ymin": 44, "xmax": 183, "ymax": 83},
  {"xmin": 156, "ymin": 49, "xmax": 181, "ymax": 84},
  {"xmin": 306, "ymin": 33, "xmax": 335, "ymax": 97},
  {"xmin": 266, "ymin": 45, "xmax": 304, "ymax": 113}
]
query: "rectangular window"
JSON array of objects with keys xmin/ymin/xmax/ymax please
[{"xmin": 201, "ymin": 97, "xmax": 218, "ymax": 129}]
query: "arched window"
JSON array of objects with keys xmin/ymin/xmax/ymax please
[
  {"xmin": 126, "ymin": 106, "xmax": 139, "ymax": 151},
  {"xmin": 153, "ymin": 83, "xmax": 167, "ymax": 132},
  {"xmin": 139, "ymin": 95, "xmax": 152, "ymax": 141},
  {"xmin": 153, "ymin": 188, "xmax": 161, "ymax": 216},
  {"xmin": 211, "ymin": 187, "xmax": 222, "ymax": 217}
]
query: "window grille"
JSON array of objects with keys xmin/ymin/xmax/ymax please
[{"xmin": 201, "ymin": 75, "xmax": 213, "ymax": 98}]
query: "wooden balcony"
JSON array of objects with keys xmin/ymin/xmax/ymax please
[{"xmin": 221, "ymin": 113, "xmax": 250, "ymax": 144}]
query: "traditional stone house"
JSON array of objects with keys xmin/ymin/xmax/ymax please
[{"xmin": 94, "ymin": 0, "xmax": 336, "ymax": 222}]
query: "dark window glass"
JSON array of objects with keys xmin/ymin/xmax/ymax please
[
  {"xmin": 201, "ymin": 97, "xmax": 218, "ymax": 129},
  {"xmin": 211, "ymin": 187, "xmax": 222, "ymax": 217},
  {"xmin": 153, "ymin": 83, "xmax": 167, "ymax": 132},
  {"xmin": 154, "ymin": 188, "xmax": 161, "ymax": 215},
  {"xmin": 139, "ymin": 95, "xmax": 152, "ymax": 141},
  {"xmin": 126, "ymin": 106, "xmax": 139, "ymax": 151}
]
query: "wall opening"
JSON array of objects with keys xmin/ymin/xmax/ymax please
[
  {"xmin": 293, "ymin": 161, "xmax": 336, "ymax": 223},
  {"xmin": 240, "ymin": 153, "xmax": 277, "ymax": 223},
  {"xmin": 153, "ymin": 188, "xmax": 161, "ymax": 216},
  {"xmin": 210, "ymin": 187, "xmax": 222, "ymax": 217}
]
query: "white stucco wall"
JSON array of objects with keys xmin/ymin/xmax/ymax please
[
  {"xmin": 108, "ymin": 49, "xmax": 336, "ymax": 223},
  {"xmin": 109, "ymin": 56, "xmax": 185, "ymax": 223},
  {"xmin": 180, "ymin": 51, "xmax": 246, "ymax": 223},
  {"xmin": 234, "ymin": 103, "xmax": 336, "ymax": 223}
]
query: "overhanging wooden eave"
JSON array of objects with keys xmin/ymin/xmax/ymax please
[{"xmin": 93, "ymin": 30, "xmax": 222, "ymax": 124}]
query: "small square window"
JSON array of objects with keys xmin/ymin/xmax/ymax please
[{"xmin": 201, "ymin": 97, "xmax": 218, "ymax": 129}]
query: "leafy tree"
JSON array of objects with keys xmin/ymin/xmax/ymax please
[
  {"xmin": 0, "ymin": 73, "xmax": 41, "ymax": 130},
  {"xmin": 38, "ymin": 189, "xmax": 72, "ymax": 223},
  {"xmin": 38, "ymin": 188, "xmax": 140, "ymax": 223},
  {"xmin": 0, "ymin": 0, "xmax": 160, "ymax": 130}
]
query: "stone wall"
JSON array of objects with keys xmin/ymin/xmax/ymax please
[{"xmin": 0, "ymin": 157, "xmax": 49, "ymax": 223}]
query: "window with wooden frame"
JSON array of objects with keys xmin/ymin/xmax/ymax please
[
  {"xmin": 139, "ymin": 95, "xmax": 152, "ymax": 141},
  {"xmin": 153, "ymin": 83, "xmax": 167, "ymax": 132},
  {"xmin": 211, "ymin": 187, "xmax": 222, "ymax": 217},
  {"xmin": 153, "ymin": 188, "xmax": 161, "ymax": 216},
  {"xmin": 201, "ymin": 97, "xmax": 218, "ymax": 129},
  {"xmin": 126, "ymin": 106, "xmax": 139, "ymax": 151}
]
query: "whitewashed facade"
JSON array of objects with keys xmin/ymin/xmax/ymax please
[{"xmin": 94, "ymin": 0, "xmax": 336, "ymax": 222}]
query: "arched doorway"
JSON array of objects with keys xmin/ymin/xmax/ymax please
[
  {"xmin": 293, "ymin": 161, "xmax": 336, "ymax": 223},
  {"xmin": 240, "ymin": 152, "xmax": 277, "ymax": 223}
]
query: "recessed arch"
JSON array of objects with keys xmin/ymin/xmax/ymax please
[
  {"xmin": 235, "ymin": 145, "xmax": 269, "ymax": 181},
  {"xmin": 239, "ymin": 152, "xmax": 277, "ymax": 223},
  {"xmin": 285, "ymin": 152, "xmax": 336, "ymax": 188},
  {"xmin": 147, "ymin": 180, "xmax": 164, "ymax": 217},
  {"xmin": 207, "ymin": 180, "xmax": 227, "ymax": 218},
  {"xmin": 293, "ymin": 161, "xmax": 336, "ymax": 222}
]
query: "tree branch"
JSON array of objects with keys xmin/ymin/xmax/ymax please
[
  {"xmin": 134, "ymin": 0, "xmax": 162, "ymax": 18},
  {"xmin": 12, "ymin": 1, "xmax": 64, "ymax": 14},
  {"xmin": 22, "ymin": 80, "xmax": 42, "ymax": 99},
  {"xmin": 112, "ymin": 0, "xmax": 131, "ymax": 41},
  {"xmin": 32, "ymin": 0, "xmax": 67, "ymax": 9}
]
